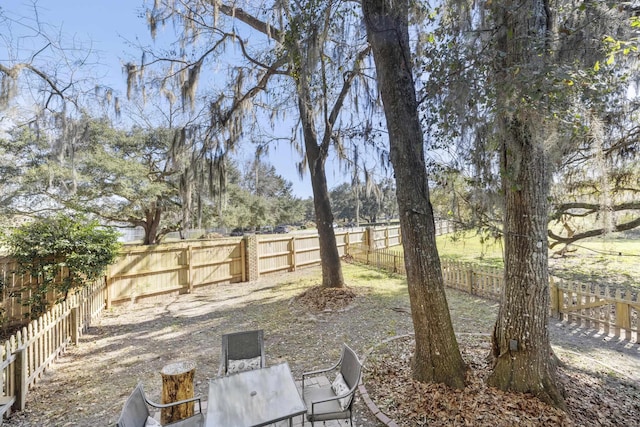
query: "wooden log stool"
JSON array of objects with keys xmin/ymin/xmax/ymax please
[{"xmin": 160, "ymin": 360, "xmax": 196, "ymax": 424}]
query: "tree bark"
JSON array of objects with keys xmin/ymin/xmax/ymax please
[
  {"xmin": 488, "ymin": 114, "xmax": 565, "ymax": 408},
  {"xmin": 487, "ymin": 0, "xmax": 565, "ymax": 408},
  {"xmin": 142, "ymin": 201, "xmax": 163, "ymax": 245},
  {"xmin": 298, "ymin": 80, "xmax": 345, "ymax": 288},
  {"xmin": 160, "ymin": 360, "xmax": 196, "ymax": 424},
  {"xmin": 362, "ymin": 0, "xmax": 466, "ymax": 388}
]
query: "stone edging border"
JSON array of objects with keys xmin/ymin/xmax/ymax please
[{"xmin": 357, "ymin": 333, "xmax": 415, "ymax": 427}]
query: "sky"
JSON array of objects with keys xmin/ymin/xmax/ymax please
[{"xmin": 2, "ymin": 0, "xmax": 352, "ymax": 198}]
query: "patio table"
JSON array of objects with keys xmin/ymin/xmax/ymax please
[{"xmin": 205, "ymin": 362, "xmax": 306, "ymax": 427}]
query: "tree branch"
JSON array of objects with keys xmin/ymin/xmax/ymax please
[
  {"xmin": 0, "ymin": 62, "xmax": 71, "ymax": 107},
  {"xmin": 321, "ymin": 45, "xmax": 372, "ymax": 151},
  {"xmin": 551, "ymin": 201, "xmax": 640, "ymax": 219},
  {"xmin": 218, "ymin": 4, "xmax": 283, "ymax": 41},
  {"xmin": 548, "ymin": 215, "xmax": 640, "ymax": 248}
]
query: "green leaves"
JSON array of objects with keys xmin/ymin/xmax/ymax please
[
  {"xmin": 2, "ymin": 214, "xmax": 121, "ymax": 319},
  {"xmin": 597, "ymin": 33, "xmax": 639, "ymax": 72}
]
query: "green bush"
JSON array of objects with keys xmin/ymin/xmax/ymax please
[{"xmin": 2, "ymin": 214, "xmax": 121, "ymax": 319}]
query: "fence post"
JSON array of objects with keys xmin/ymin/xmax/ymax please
[
  {"xmin": 71, "ymin": 306, "xmax": 80, "ymax": 346},
  {"xmin": 615, "ymin": 288, "xmax": 631, "ymax": 341},
  {"xmin": 549, "ymin": 277, "xmax": 559, "ymax": 317},
  {"xmin": 364, "ymin": 227, "xmax": 372, "ymax": 248},
  {"xmin": 240, "ymin": 239, "xmax": 247, "ymax": 282},
  {"xmin": 244, "ymin": 234, "xmax": 259, "ymax": 282},
  {"xmin": 384, "ymin": 228, "xmax": 389, "ymax": 249},
  {"xmin": 105, "ymin": 274, "xmax": 112, "ymax": 310},
  {"xmin": 345, "ymin": 231, "xmax": 350, "ymax": 254},
  {"xmin": 14, "ymin": 347, "xmax": 27, "ymax": 412},
  {"xmin": 290, "ymin": 237, "xmax": 297, "ymax": 271},
  {"xmin": 187, "ymin": 245, "xmax": 194, "ymax": 293},
  {"xmin": 466, "ymin": 265, "xmax": 474, "ymax": 295}
]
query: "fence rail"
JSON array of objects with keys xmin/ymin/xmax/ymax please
[{"xmin": 346, "ymin": 243, "xmax": 639, "ymax": 346}]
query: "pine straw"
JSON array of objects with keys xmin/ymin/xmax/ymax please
[{"xmin": 364, "ymin": 336, "xmax": 640, "ymax": 427}]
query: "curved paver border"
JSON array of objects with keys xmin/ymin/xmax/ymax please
[{"xmin": 358, "ymin": 333, "xmax": 414, "ymax": 427}]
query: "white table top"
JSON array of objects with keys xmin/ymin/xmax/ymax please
[{"xmin": 205, "ymin": 362, "xmax": 306, "ymax": 427}]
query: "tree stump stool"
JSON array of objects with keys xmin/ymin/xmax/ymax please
[{"xmin": 160, "ymin": 360, "xmax": 196, "ymax": 424}]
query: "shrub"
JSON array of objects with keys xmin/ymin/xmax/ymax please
[{"xmin": 2, "ymin": 214, "xmax": 121, "ymax": 319}]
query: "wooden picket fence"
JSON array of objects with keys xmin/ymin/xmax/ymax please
[
  {"xmin": 346, "ymin": 244, "xmax": 639, "ymax": 346},
  {"xmin": 550, "ymin": 279, "xmax": 639, "ymax": 343},
  {"xmin": 0, "ymin": 279, "xmax": 105, "ymax": 420}
]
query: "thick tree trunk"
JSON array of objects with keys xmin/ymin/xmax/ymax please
[
  {"xmin": 143, "ymin": 200, "xmax": 163, "ymax": 245},
  {"xmin": 298, "ymin": 82, "xmax": 344, "ymax": 289},
  {"xmin": 488, "ymin": 115, "xmax": 565, "ymax": 408},
  {"xmin": 488, "ymin": 0, "xmax": 565, "ymax": 408},
  {"xmin": 362, "ymin": 0, "xmax": 466, "ymax": 388}
]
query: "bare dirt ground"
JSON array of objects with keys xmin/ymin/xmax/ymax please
[{"xmin": 4, "ymin": 263, "xmax": 639, "ymax": 427}]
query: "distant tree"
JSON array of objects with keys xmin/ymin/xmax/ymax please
[
  {"xmin": 330, "ymin": 183, "xmax": 357, "ymax": 222},
  {"xmin": 0, "ymin": 118, "xmax": 220, "ymax": 245},
  {"xmin": 330, "ymin": 176, "xmax": 396, "ymax": 224},
  {"xmin": 300, "ymin": 197, "xmax": 316, "ymax": 224},
  {"xmin": 243, "ymin": 159, "xmax": 291, "ymax": 199},
  {"xmin": 218, "ymin": 158, "xmax": 306, "ymax": 228},
  {"xmin": 377, "ymin": 177, "xmax": 398, "ymax": 220},
  {"xmin": 2, "ymin": 214, "xmax": 121, "ymax": 319}
]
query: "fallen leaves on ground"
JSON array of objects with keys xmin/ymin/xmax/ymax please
[
  {"xmin": 294, "ymin": 285, "xmax": 357, "ymax": 312},
  {"xmin": 364, "ymin": 336, "xmax": 640, "ymax": 427}
]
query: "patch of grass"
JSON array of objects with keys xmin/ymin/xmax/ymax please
[
  {"xmin": 550, "ymin": 237, "xmax": 640, "ymax": 290},
  {"xmin": 343, "ymin": 264, "xmax": 407, "ymax": 297},
  {"xmin": 354, "ymin": 272, "xmax": 388, "ymax": 281},
  {"xmin": 386, "ymin": 230, "xmax": 638, "ymax": 290},
  {"xmin": 433, "ymin": 231, "xmax": 639, "ymax": 290},
  {"xmin": 436, "ymin": 231, "xmax": 505, "ymax": 269},
  {"xmin": 388, "ymin": 232, "xmax": 504, "ymax": 268}
]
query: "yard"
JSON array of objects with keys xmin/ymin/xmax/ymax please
[
  {"xmin": 435, "ymin": 231, "xmax": 640, "ymax": 290},
  {"xmin": 3, "ymin": 262, "xmax": 639, "ymax": 426}
]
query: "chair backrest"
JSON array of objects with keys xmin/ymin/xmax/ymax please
[
  {"xmin": 117, "ymin": 383, "xmax": 150, "ymax": 427},
  {"xmin": 221, "ymin": 329, "xmax": 265, "ymax": 374},
  {"xmin": 339, "ymin": 344, "xmax": 362, "ymax": 392}
]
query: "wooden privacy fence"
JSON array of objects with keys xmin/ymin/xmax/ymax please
[
  {"xmin": 105, "ymin": 239, "xmax": 247, "ymax": 306},
  {"xmin": 347, "ymin": 244, "xmax": 639, "ymax": 346},
  {"xmin": 2, "ymin": 226, "xmax": 408, "ymax": 323},
  {"xmin": 101, "ymin": 226, "xmax": 394, "ymax": 306},
  {"xmin": 0, "ymin": 278, "xmax": 105, "ymax": 419},
  {"xmin": 105, "ymin": 228, "xmax": 371, "ymax": 306},
  {"xmin": 0, "ymin": 257, "xmax": 72, "ymax": 329}
]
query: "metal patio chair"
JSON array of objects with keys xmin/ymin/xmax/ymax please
[
  {"xmin": 301, "ymin": 344, "xmax": 362, "ymax": 426},
  {"xmin": 116, "ymin": 382, "xmax": 203, "ymax": 427},
  {"xmin": 217, "ymin": 329, "xmax": 266, "ymax": 376}
]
